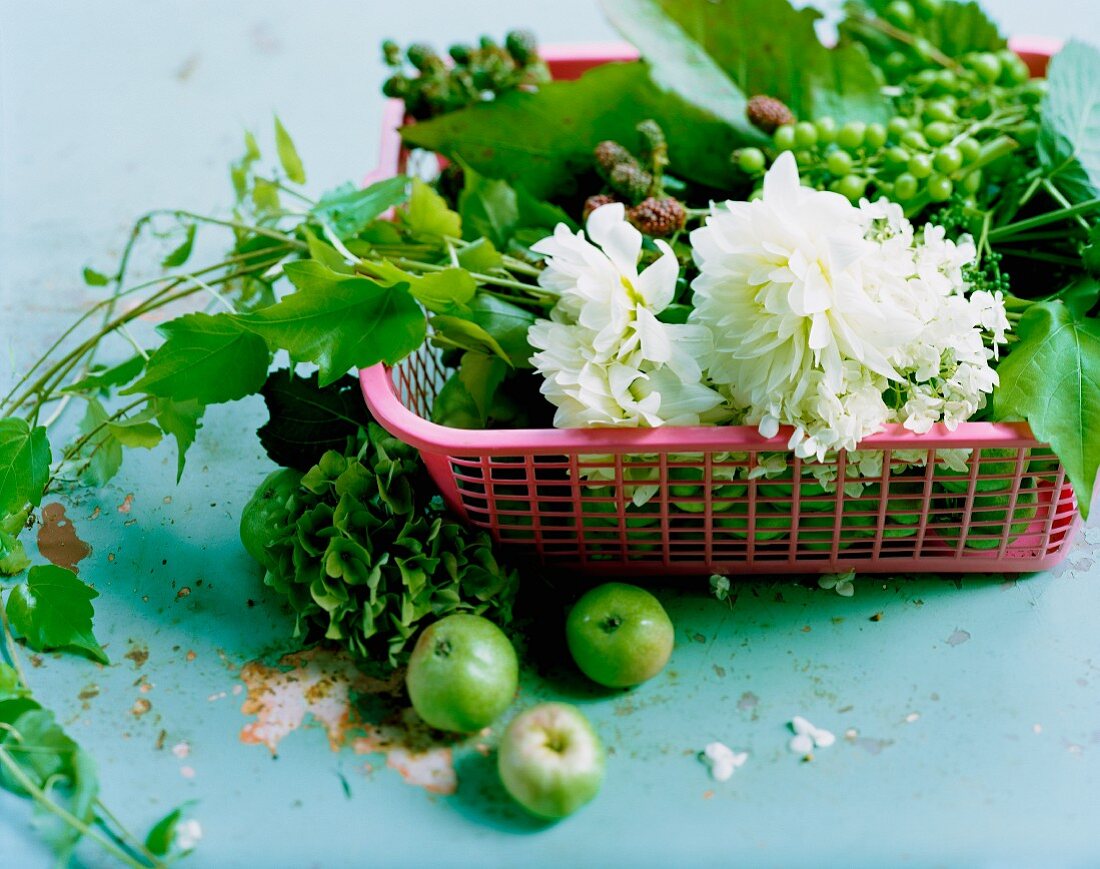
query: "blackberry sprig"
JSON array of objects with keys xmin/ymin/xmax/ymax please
[
  {"xmin": 587, "ymin": 120, "xmax": 686, "ymax": 238},
  {"xmin": 381, "ymin": 31, "xmax": 550, "ymax": 120}
]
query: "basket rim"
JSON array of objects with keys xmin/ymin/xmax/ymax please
[{"xmin": 359, "ymin": 38, "xmax": 1058, "ymax": 458}]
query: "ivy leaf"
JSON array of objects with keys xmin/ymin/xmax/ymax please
[
  {"xmin": 1046, "ymin": 276, "xmax": 1100, "ymax": 319},
  {"xmin": 993, "ymin": 301, "xmax": 1100, "ymax": 518},
  {"xmin": 238, "ymin": 260, "xmax": 426, "ymax": 385},
  {"xmin": 161, "ymin": 223, "xmax": 197, "ymax": 268},
  {"xmin": 402, "ymin": 61, "xmax": 750, "ymax": 198},
  {"xmin": 155, "ymin": 398, "xmax": 205, "ymax": 482},
  {"xmin": 82, "ymin": 267, "xmax": 110, "ymax": 287},
  {"xmin": 274, "ymin": 115, "xmax": 306, "ymax": 184},
  {"xmin": 839, "ymin": 0, "xmax": 1004, "ymax": 66},
  {"xmin": 311, "ymin": 176, "xmax": 409, "ymax": 238},
  {"xmin": 458, "ymin": 351, "xmax": 509, "ymax": 425},
  {"xmin": 61, "ymin": 355, "xmax": 146, "ymax": 395},
  {"xmin": 5, "ymin": 565, "xmax": 109, "ymax": 664},
  {"xmin": 404, "ymin": 177, "xmax": 461, "ymax": 240},
  {"xmin": 0, "ymin": 419, "xmax": 50, "ymax": 517},
  {"xmin": 258, "ymin": 370, "xmax": 370, "ymax": 471},
  {"xmin": 74, "ymin": 398, "xmax": 122, "ymax": 486},
  {"xmin": 1039, "ymin": 40, "xmax": 1100, "ymax": 204},
  {"xmin": 605, "ymin": 0, "xmax": 891, "ymax": 125},
  {"xmin": 125, "ymin": 312, "xmax": 270, "ymax": 405}
]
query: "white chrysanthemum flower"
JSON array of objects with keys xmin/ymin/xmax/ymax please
[
  {"xmin": 529, "ymin": 204, "xmax": 724, "ymax": 429},
  {"xmin": 690, "ymin": 152, "xmax": 1008, "ymax": 461}
]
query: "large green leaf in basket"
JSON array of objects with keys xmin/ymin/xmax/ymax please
[
  {"xmin": 402, "ymin": 61, "xmax": 759, "ymax": 198},
  {"xmin": 992, "ymin": 300, "xmax": 1100, "ymax": 519}
]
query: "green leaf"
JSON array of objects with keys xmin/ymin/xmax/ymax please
[
  {"xmin": 0, "ymin": 662, "xmax": 27, "ymax": 700},
  {"xmin": 405, "ymin": 178, "xmax": 461, "ymax": 239},
  {"xmin": 605, "ymin": 0, "xmax": 891, "ymax": 125},
  {"xmin": 430, "ymin": 315, "xmax": 511, "ymax": 363},
  {"xmin": 238, "ymin": 260, "xmax": 426, "ymax": 385},
  {"xmin": 0, "ymin": 707, "xmax": 98, "ymax": 859},
  {"xmin": 74, "ymin": 398, "xmax": 122, "ymax": 486},
  {"xmin": 993, "ymin": 301, "xmax": 1100, "ymax": 518},
  {"xmin": 252, "ymin": 178, "xmax": 281, "ymax": 212},
  {"xmin": 839, "ymin": 0, "xmax": 1004, "ymax": 65},
  {"xmin": 1046, "ymin": 277, "xmax": 1100, "ymax": 319},
  {"xmin": 457, "ymin": 238, "xmax": 504, "ymax": 273},
  {"xmin": 303, "ymin": 229, "xmax": 354, "ymax": 274},
  {"xmin": 463, "ymin": 293, "xmax": 537, "ymax": 367},
  {"xmin": 458, "ymin": 351, "xmax": 509, "ymax": 425},
  {"xmin": 161, "ymin": 223, "xmax": 197, "ymax": 268},
  {"xmin": 0, "ymin": 529, "xmax": 31, "ymax": 577},
  {"xmin": 231, "ymin": 130, "xmax": 262, "ymax": 201},
  {"xmin": 82, "ymin": 267, "xmax": 110, "ymax": 287},
  {"xmin": 0, "ymin": 419, "xmax": 50, "ymax": 517},
  {"xmin": 1039, "ymin": 41, "xmax": 1100, "ymax": 204},
  {"xmin": 368, "ymin": 261, "xmax": 478, "ymax": 313},
  {"xmin": 155, "ymin": 398, "xmax": 204, "ymax": 483},
  {"xmin": 274, "ymin": 115, "xmax": 306, "ymax": 184},
  {"xmin": 1084, "ymin": 224, "xmax": 1100, "ymax": 275},
  {"xmin": 459, "ymin": 172, "xmax": 520, "ymax": 249},
  {"xmin": 106, "ymin": 406, "xmax": 163, "ymax": 449},
  {"xmin": 258, "ymin": 370, "xmax": 370, "ymax": 471},
  {"xmin": 402, "ymin": 61, "xmax": 750, "ymax": 198},
  {"xmin": 125, "ymin": 312, "xmax": 270, "ymax": 405},
  {"xmin": 311, "ymin": 176, "xmax": 409, "ymax": 238},
  {"xmin": 5, "ymin": 565, "xmax": 109, "ymax": 664},
  {"xmin": 62, "ymin": 355, "xmax": 147, "ymax": 395}
]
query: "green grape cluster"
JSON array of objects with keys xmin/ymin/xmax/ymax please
[
  {"xmin": 733, "ymin": 47, "xmax": 1043, "ymax": 212},
  {"xmin": 381, "ymin": 31, "xmax": 550, "ymax": 120}
]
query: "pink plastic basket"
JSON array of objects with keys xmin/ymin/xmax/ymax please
[{"xmin": 360, "ymin": 40, "xmax": 1082, "ymax": 575}]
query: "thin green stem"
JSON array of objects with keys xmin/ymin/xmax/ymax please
[
  {"xmin": 389, "ymin": 257, "xmax": 548, "ymax": 295},
  {"xmin": 1042, "ymin": 179, "xmax": 1092, "ymax": 231},
  {"xmin": 989, "ymin": 195, "xmax": 1100, "ymax": 241},
  {"xmin": 0, "ymin": 748, "xmax": 159, "ymax": 869},
  {"xmin": 996, "ymin": 247, "xmax": 1083, "ymax": 267}
]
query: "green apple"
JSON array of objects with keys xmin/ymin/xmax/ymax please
[
  {"xmin": 405, "ymin": 614, "xmax": 517, "ymax": 733},
  {"xmin": 498, "ymin": 702, "xmax": 604, "ymax": 819},
  {"xmin": 566, "ymin": 583, "xmax": 673, "ymax": 688}
]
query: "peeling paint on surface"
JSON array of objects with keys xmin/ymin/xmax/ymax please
[
  {"xmin": 125, "ymin": 643, "xmax": 149, "ymax": 669},
  {"xmin": 946, "ymin": 629, "xmax": 971, "ymax": 646},
  {"xmin": 117, "ymin": 493, "xmax": 135, "ymax": 514},
  {"xmin": 36, "ymin": 502, "xmax": 91, "ymax": 573},
  {"xmin": 238, "ymin": 648, "xmax": 455, "ymax": 794}
]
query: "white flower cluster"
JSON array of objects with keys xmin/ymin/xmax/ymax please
[
  {"xmin": 689, "ymin": 152, "xmax": 1009, "ymax": 460},
  {"xmin": 527, "ymin": 204, "xmax": 725, "ymax": 429}
]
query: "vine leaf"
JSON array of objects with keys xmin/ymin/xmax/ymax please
[
  {"xmin": 0, "ymin": 419, "xmax": 51, "ymax": 517},
  {"xmin": 258, "ymin": 370, "xmax": 370, "ymax": 471},
  {"xmin": 603, "ymin": 0, "xmax": 892, "ymax": 124},
  {"xmin": 238, "ymin": 260, "xmax": 426, "ymax": 385},
  {"xmin": 274, "ymin": 115, "xmax": 306, "ymax": 184},
  {"xmin": 993, "ymin": 301, "xmax": 1100, "ymax": 518},
  {"xmin": 1038, "ymin": 40, "xmax": 1100, "ymax": 204},
  {"xmin": 5, "ymin": 565, "xmax": 109, "ymax": 664},
  {"xmin": 125, "ymin": 312, "xmax": 270, "ymax": 405}
]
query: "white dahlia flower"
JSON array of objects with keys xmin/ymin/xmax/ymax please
[
  {"xmin": 690, "ymin": 151, "xmax": 1007, "ymax": 460},
  {"xmin": 528, "ymin": 203, "xmax": 724, "ymax": 428}
]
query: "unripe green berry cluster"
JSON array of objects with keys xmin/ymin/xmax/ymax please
[{"xmin": 381, "ymin": 32, "xmax": 549, "ymax": 120}]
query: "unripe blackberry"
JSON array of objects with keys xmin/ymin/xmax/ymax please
[
  {"xmin": 746, "ymin": 95, "xmax": 795, "ymax": 133},
  {"xmin": 505, "ymin": 29, "xmax": 538, "ymax": 65},
  {"xmin": 609, "ymin": 163, "xmax": 654, "ymax": 203},
  {"xmin": 627, "ymin": 197, "xmax": 686, "ymax": 237},
  {"xmin": 406, "ymin": 42, "xmax": 438, "ymax": 72},
  {"xmin": 382, "ymin": 76, "xmax": 407, "ymax": 99},
  {"xmin": 583, "ymin": 194, "xmax": 619, "ymax": 221},
  {"xmin": 594, "ymin": 140, "xmax": 634, "ymax": 175},
  {"xmin": 382, "ymin": 40, "xmax": 402, "ymax": 66},
  {"xmin": 449, "ymin": 43, "xmax": 473, "ymax": 65}
]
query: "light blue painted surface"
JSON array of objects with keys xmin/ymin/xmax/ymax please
[{"xmin": 2, "ymin": 2, "xmax": 1100, "ymax": 867}]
